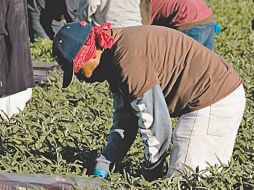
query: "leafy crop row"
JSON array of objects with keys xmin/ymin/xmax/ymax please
[{"xmin": 0, "ymin": 0, "xmax": 253, "ymax": 189}]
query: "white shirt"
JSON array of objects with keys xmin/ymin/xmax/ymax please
[{"xmin": 78, "ymin": 0, "xmax": 142, "ymax": 28}]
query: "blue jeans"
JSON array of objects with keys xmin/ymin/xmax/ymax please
[
  {"xmin": 183, "ymin": 23, "xmax": 215, "ymax": 49},
  {"xmin": 29, "ymin": 9, "xmax": 48, "ymax": 39}
]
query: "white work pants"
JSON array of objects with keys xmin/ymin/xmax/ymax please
[
  {"xmin": 167, "ymin": 84, "xmax": 246, "ymax": 176},
  {"xmin": 0, "ymin": 88, "xmax": 32, "ymax": 120}
]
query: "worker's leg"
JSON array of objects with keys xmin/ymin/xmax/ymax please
[
  {"xmin": 183, "ymin": 23, "xmax": 215, "ymax": 49},
  {"xmin": 29, "ymin": 5, "xmax": 48, "ymax": 39},
  {"xmin": 167, "ymin": 84, "xmax": 246, "ymax": 176},
  {"xmin": 0, "ymin": 88, "xmax": 32, "ymax": 120}
]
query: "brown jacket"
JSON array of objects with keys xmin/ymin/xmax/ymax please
[{"xmin": 92, "ymin": 25, "xmax": 241, "ymax": 117}]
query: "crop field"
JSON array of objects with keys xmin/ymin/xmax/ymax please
[{"xmin": 0, "ymin": 0, "xmax": 253, "ymax": 189}]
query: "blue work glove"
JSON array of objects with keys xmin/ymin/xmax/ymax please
[
  {"xmin": 92, "ymin": 154, "xmax": 111, "ymax": 179},
  {"xmin": 93, "ymin": 169, "xmax": 108, "ymax": 178},
  {"xmin": 214, "ymin": 22, "xmax": 222, "ymax": 33}
]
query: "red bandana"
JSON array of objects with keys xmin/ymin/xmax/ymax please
[{"xmin": 73, "ymin": 22, "xmax": 114, "ymax": 73}]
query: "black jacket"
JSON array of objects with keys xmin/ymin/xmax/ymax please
[{"xmin": 0, "ymin": 0, "xmax": 34, "ymax": 97}]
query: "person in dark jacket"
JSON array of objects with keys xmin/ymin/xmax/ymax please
[
  {"xmin": 0, "ymin": 0, "xmax": 35, "ymax": 120},
  {"xmin": 27, "ymin": 0, "xmax": 48, "ymax": 42},
  {"xmin": 41, "ymin": 0, "xmax": 80, "ymax": 39},
  {"xmin": 27, "ymin": 0, "xmax": 80, "ymax": 41}
]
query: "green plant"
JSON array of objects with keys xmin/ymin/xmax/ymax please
[{"xmin": 0, "ymin": 0, "xmax": 253, "ymax": 189}]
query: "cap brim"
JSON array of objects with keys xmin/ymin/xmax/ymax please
[{"xmin": 62, "ymin": 61, "xmax": 74, "ymax": 89}]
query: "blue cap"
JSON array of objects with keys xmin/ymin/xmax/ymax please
[{"xmin": 52, "ymin": 22, "xmax": 92, "ymax": 88}]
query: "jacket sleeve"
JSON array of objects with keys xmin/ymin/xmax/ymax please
[
  {"xmin": 130, "ymin": 84, "xmax": 172, "ymax": 166},
  {"xmin": 97, "ymin": 84, "xmax": 172, "ymax": 180},
  {"xmin": 101, "ymin": 88, "xmax": 139, "ymax": 162},
  {"xmin": 77, "ymin": 0, "xmax": 101, "ymax": 22}
]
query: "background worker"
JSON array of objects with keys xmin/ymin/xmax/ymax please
[
  {"xmin": 27, "ymin": 0, "xmax": 48, "ymax": 42},
  {"xmin": 149, "ymin": 0, "xmax": 219, "ymax": 49},
  {"xmin": 41, "ymin": 0, "xmax": 80, "ymax": 40},
  {"xmin": 0, "ymin": 0, "xmax": 35, "ymax": 120},
  {"xmin": 77, "ymin": 0, "xmax": 143, "ymax": 27},
  {"xmin": 28, "ymin": 0, "xmax": 80, "ymax": 41},
  {"xmin": 53, "ymin": 21, "xmax": 245, "ymax": 181}
]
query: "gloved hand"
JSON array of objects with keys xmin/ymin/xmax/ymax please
[
  {"xmin": 92, "ymin": 154, "xmax": 111, "ymax": 179},
  {"xmin": 93, "ymin": 169, "xmax": 108, "ymax": 178},
  {"xmin": 141, "ymin": 152, "xmax": 167, "ymax": 181},
  {"xmin": 214, "ymin": 22, "xmax": 222, "ymax": 33}
]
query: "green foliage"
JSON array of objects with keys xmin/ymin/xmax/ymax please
[
  {"xmin": 30, "ymin": 38, "xmax": 55, "ymax": 62},
  {"xmin": 0, "ymin": 0, "xmax": 254, "ymax": 189}
]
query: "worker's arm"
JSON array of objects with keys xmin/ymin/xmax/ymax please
[
  {"xmin": 93, "ymin": 84, "xmax": 172, "ymax": 180},
  {"xmin": 93, "ymin": 87, "xmax": 139, "ymax": 178},
  {"xmin": 130, "ymin": 84, "xmax": 172, "ymax": 181}
]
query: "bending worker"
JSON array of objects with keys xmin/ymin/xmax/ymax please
[{"xmin": 52, "ymin": 21, "xmax": 246, "ymax": 181}]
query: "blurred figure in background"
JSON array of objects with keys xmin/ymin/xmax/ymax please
[
  {"xmin": 77, "ymin": 0, "xmax": 143, "ymax": 28},
  {"xmin": 0, "ymin": 0, "xmax": 35, "ymax": 120},
  {"xmin": 65, "ymin": 0, "xmax": 81, "ymax": 22},
  {"xmin": 150, "ymin": 0, "xmax": 218, "ymax": 49},
  {"xmin": 27, "ymin": 0, "xmax": 48, "ymax": 42},
  {"xmin": 41, "ymin": 0, "xmax": 80, "ymax": 39},
  {"xmin": 28, "ymin": 0, "xmax": 80, "ymax": 41}
]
